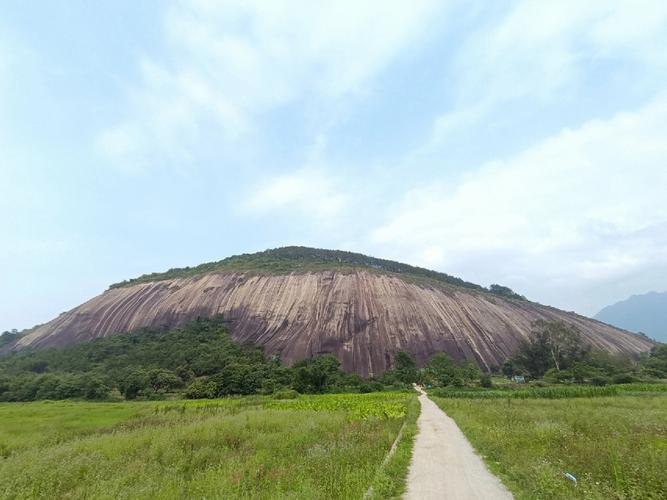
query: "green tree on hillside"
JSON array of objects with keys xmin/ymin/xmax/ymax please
[
  {"xmin": 147, "ymin": 369, "xmax": 183, "ymax": 392},
  {"xmin": 0, "ymin": 329, "xmax": 20, "ymax": 348},
  {"xmin": 393, "ymin": 351, "xmax": 418, "ymax": 384},
  {"xmin": 425, "ymin": 353, "xmax": 459, "ymax": 386},
  {"xmin": 291, "ymin": 355, "xmax": 345, "ymax": 393},
  {"xmin": 487, "ymin": 284, "xmax": 526, "ymax": 300},
  {"xmin": 513, "ymin": 320, "xmax": 590, "ymax": 377},
  {"xmin": 424, "ymin": 353, "xmax": 481, "ymax": 387},
  {"xmin": 641, "ymin": 344, "xmax": 667, "ymax": 378}
]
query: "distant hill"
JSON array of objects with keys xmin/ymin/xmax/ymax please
[
  {"xmin": 595, "ymin": 291, "xmax": 667, "ymax": 343},
  {"xmin": 3, "ymin": 247, "xmax": 654, "ymax": 376}
]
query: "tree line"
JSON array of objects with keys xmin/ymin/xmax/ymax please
[
  {"xmin": 501, "ymin": 320, "xmax": 666, "ymax": 385},
  {"xmin": 0, "ymin": 318, "xmax": 408, "ymax": 402},
  {"xmin": 0, "ymin": 318, "xmax": 663, "ymax": 402}
]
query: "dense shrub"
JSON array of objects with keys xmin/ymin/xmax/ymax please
[
  {"xmin": 590, "ymin": 375, "xmax": 610, "ymax": 386},
  {"xmin": 640, "ymin": 344, "xmax": 667, "ymax": 378},
  {"xmin": 0, "ymin": 318, "xmax": 388, "ymax": 401},
  {"xmin": 480, "ymin": 374, "xmax": 493, "ymax": 388},
  {"xmin": 430, "ymin": 383, "xmax": 667, "ymax": 399},
  {"xmin": 184, "ymin": 379, "xmax": 217, "ymax": 399},
  {"xmin": 502, "ymin": 320, "xmax": 666, "ymax": 387},
  {"xmin": 612, "ymin": 373, "xmax": 638, "ymax": 384},
  {"xmin": 110, "ymin": 246, "xmax": 486, "ymax": 292},
  {"xmin": 273, "ymin": 389, "xmax": 299, "ymax": 399},
  {"xmin": 421, "ymin": 352, "xmax": 480, "ymax": 387},
  {"xmin": 512, "ymin": 321, "xmax": 591, "ymax": 378}
]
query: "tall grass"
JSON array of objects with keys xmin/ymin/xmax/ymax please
[
  {"xmin": 430, "ymin": 383, "xmax": 667, "ymax": 399},
  {"xmin": 0, "ymin": 393, "xmax": 415, "ymax": 499},
  {"xmin": 0, "ymin": 401, "xmax": 149, "ymax": 457},
  {"xmin": 432, "ymin": 395, "xmax": 667, "ymax": 499},
  {"xmin": 367, "ymin": 395, "xmax": 421, "ymax": 499}
]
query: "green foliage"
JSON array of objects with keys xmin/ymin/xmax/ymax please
[
  {"xmin": 0, "ymin": 325, "xmax": 41, "ymax": 349},
  {"xmin": 501, "ymin": 359, "xmax": 522, "ymax": 378},
  {"xmin": 0, "ymin": 318, "xmax": 387, "ymax": 402},
  {"xmin": 611, "ymin": 372, "xmax": 639, "ymax": 384},
  {"xmin": 487, "ymin": 284, "xmax": 526, "ymax": 300},
  {"xmin": 0, "ymin": 393, "xmax": 415, "ymax": 499},
  {"xmin": 422, "ymin": 352, "xmax": 481, "ymax": 387},
  {"xmin": 0, "ymin": 318, "xmax": 255, "ymax": 401},
  {"xmin": 589, "ymin": 375, "xmax": 610, "ymax": 386},
  {"xmin": 210, "ymin": 363, "xmax": 264, "ymax": 395},
  {"xmin": 291, "ymin": 355, "xmax": 346, "ymax": 393},
  {"xmin": 430, "ymin": 383, "xmax": 667, "ymax": 399},
  {"xmin": 147, "ymin": 368, "xmax": 183, "ymax": 392},
  {"xmin": 511, "ymin": 320, "xmax": 591, "ymax": 378},
  {"xmin": 266, "ymin": 392, "xmax": 409, "ymax": 420},
  {"xmin": 588, "ymin": 350, "xmax": 634, "ymax": 374},
  {"xmin": 431, "ymin": 395, "xmax": 667, "ymax": 499},
  {"xmin": 391, "ymin": 351, "xmax": 419, "ymax": 384},
  {"xmin": 480, "ymin": 373, "xmax": 493, "ymax": 388},
  {"xmin": 640, "ymin": 344, "xmax": 667, "ymax": 378},
  {"xmin": 184, "ymin": 378, "xmax": 216, "ymax": 399},
  {"xmin": 505, "ymin": 322, "xmax": 664, "ymax": 386},
  {"xmin": 108, "ymin": 246, "xmax": 492, "ymax": 293},
  {"xmin": 0, "ymin": 330, "xmax": 22, "ymax": 348},
  {"xmin": 367, "ymin": 395, "xmax": 421, "ymax": 499},
  {"xmin": 272, "ymin": 388, "xmax": 299, "ymax": 399},
  {"xmin": 460, "ymin": 360, "xmax": 482, "ymax": 382},
  {"xmin": 424, "ymin": 352, "xmax": 458, "ymax": 386}
]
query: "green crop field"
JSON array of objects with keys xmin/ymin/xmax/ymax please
[
  {"xmin": 431, "ymin": 392, "xmax": 667, "ymax": 499},
  {"xmin": 0, "ymin": 392, "xmax": 417, "ymax": 500},
  {"xmin": 430, "ymin": 382, "xmax": 667, "ymax": 399},
  {"xmin": 3, "ymin": 385, "xmax": 665, "ymax": 500}
]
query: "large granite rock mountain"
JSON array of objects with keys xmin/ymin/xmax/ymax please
[{"xmin": 6, "ymin": 247, "xmax": 654, "ymax": 376}]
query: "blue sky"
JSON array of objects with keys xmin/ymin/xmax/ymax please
[{"xmin": 2, "ymin": 0, "xmax": 667, "ymax": 333}]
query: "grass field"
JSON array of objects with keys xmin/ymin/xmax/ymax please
[
  {"xmin": 0, "ymin": 392, "xmax": 415, "ymax": 499},
  {"xmin": 430, "ymin": 383, "xmax": 667, "ymax": 399},
  {"xmin": 432, "ymin": 393, "xmax": 667, "ymax": 499},
  {"xmin": 4, "ymin": 387, "xmax": 665, "ymax": 499}
]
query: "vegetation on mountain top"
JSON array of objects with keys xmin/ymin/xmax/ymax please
[{"xmin": 107, "ymin": 246, "xmax": 525, "ymax": 300}]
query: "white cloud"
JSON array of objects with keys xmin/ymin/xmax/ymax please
[
  {"xmin": 429, "ymin": 0, "xmax": 667, "ymax": 148},
  {"xmin": 243, "ymin": 168, "xmax": 348, "ymax": 220},
  {"xmin": 371, "ymin": 92, "xmax": 667, "ymax": 314},
  {"xmin": 96, "ymin": 0, "xmax": 445, "ymax": 170},
  {"xmin": 459, "ymin": 0, "xmax": 667, "ymax": 101},
  {"xmin": 170, "ymin": 0, "xmax": 444, "ymax": 99},
  {"xmin": 95, "ymin": 58, "xmax": 249, "ymax": 172}
]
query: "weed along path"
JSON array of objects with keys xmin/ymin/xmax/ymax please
[{"xmin": 405, "ymin": 387, "xmax": 513, "ymax": 500}]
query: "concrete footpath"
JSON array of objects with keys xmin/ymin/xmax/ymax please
[{"xmin": 405, "ymin": 387, "xmax": 513, "ymax": 500}]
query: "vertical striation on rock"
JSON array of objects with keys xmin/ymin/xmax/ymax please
[{"xmin": 9, "ymin": 270, "xmax": 654, "ymax": 376}]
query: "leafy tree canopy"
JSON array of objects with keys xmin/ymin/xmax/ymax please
[
  {"xmin": 0, "ymin": 318, "xmax": 393, "ymax": 402},
  {"xmin": 512, "ymin": 320, "xmax": 591, "ymax": 377}
]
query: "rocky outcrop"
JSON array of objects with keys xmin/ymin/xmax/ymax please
[{"xmin": 9, "ymin": 270, "xmax": 653, "ymax": 376}]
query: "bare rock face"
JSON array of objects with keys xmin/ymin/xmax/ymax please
[{"xmin": 10, "ymin": 270, "xmax": 653, "ymax": 376}]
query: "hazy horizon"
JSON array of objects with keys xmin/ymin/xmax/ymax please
[{"xmin": 2, "ymin": 1, "xmax": 667, "ymax": 332}]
